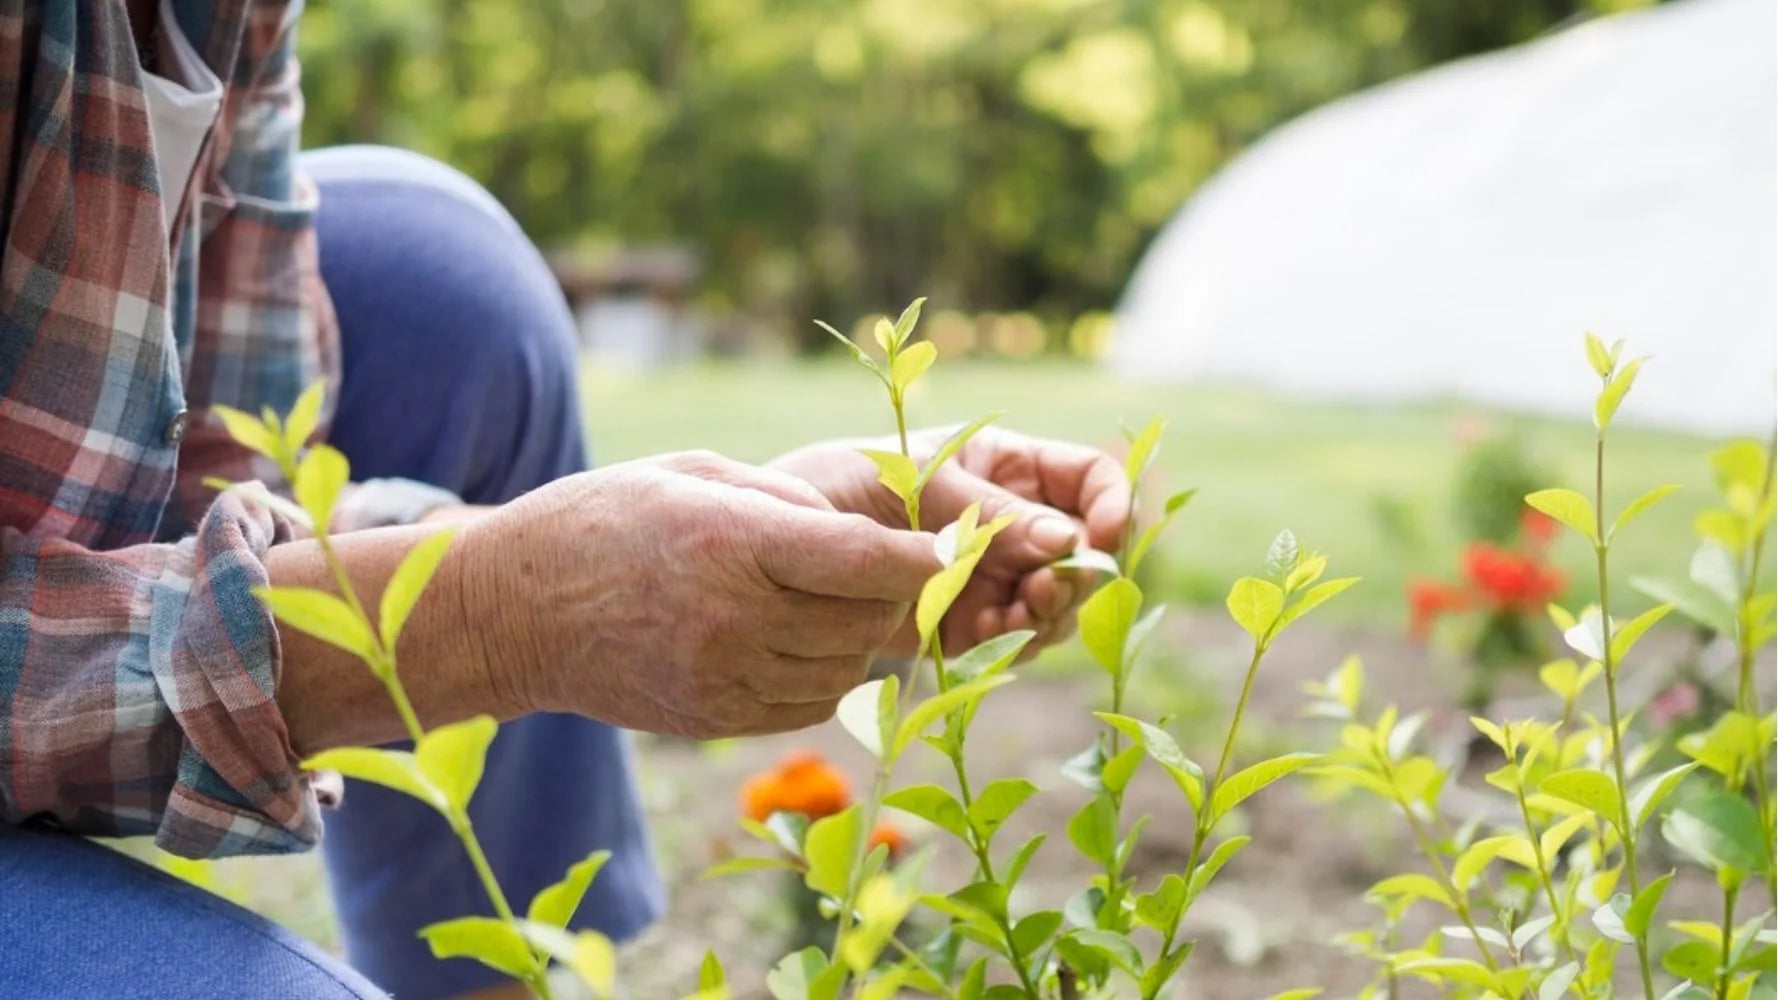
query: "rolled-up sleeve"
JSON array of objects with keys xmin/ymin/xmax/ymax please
[{"xmin": 0, "ymin": 490, "xmax": 320, "ymax": 859}]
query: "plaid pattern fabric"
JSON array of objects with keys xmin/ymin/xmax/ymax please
[{"xmin": 0, "ymin": 1, "xmax": 456, "ymax": 857}]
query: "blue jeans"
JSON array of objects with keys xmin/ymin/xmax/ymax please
[{"xmin": 0, "ymin": 147, "xmax": 663, "ymax": 999}]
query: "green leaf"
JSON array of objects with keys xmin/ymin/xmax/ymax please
[
  {"xmin": 1101, "ymin": 743, "xmax": 1143, "ymax": 795},
  {"xmin": 300, "ymin": 746, "xmax": 444, "ymax": 812},
  {"xmin": 946, "ymin": 631, "xmax": 1035, "ymax": 686},
  {"xmin": 913, "ymin": 413, "xmax": 1003, "ymax": 496},
  {"xmin": 1538, "ymin": 962, "xmax": 1580, "ymax": 1000},
  {"xmin": 1079, "ymin": 577, "xmax": 1142, "ymax": 676},
  {"xmin": 1453, "ymin": 835, "xmax": 1537, "ymax": 892},
  {"xmin": 883, "ymin": 785, "xmax": 970, "ymax": 841},
  {"xmin": 1563, "ymin": 608, "xmax": 1607, "ymax": 661},
  {"xmin": 1610, "ymin": 603, "xmax": 1672, "ymax": 662},
  {"xmin": 802, "ymin": 806, "xmax": 861, "ymax": 899},
  {"xmin": 858, "ymin": 449, "xmax": 919, "ymax": 504},
  {"xmin": 891, "ymin": 297, "xmax": 926, "ymax": 349},
  {"xmin": 950, "ymin": 881, "xmax": 1009, "ymax": 922},
  {"xmin": 1368, "ymin": 872, "xmax": 1453, "ymax": 910},
  {"xmin": 1226, "ymin": 577, "xmax": 1284, "ymax": 640},
  {"xmin": 1068, "ymin": 929, "xmax": 1143, "ymax": 975},
  {"xmin": 890, "ymin": 341, "xmax": 936, "ymax": 393},
  {"xmin": 528, "ymin": 850, "xmax": 611, "ymax": 928},
  {"xmin": 254, "ymin": 586, "xmax": 380, "ymax": 664},
  {"xmin": 1661, "ymin": 940, "xmax": 1722, "ymax": 982},
  {"xmin": 380, "ymin": 527, "xmax": 458, "ymax": 649},
  {"xmin": 1124, "ymin": 417, "xmax": 1166, "ymax": 487},
  {"xmin": 1662, "ymin": 793, "xmax": 1768, "ymax": 875},
  {"xmin": 1591, "ymin": 894, "xmax": 1634, "ymax": 944},
  {"xmin": 1525, "ymin": 488, "xmax": 1598, "ymax": 543},
  {"xmin": 1067, "ymin": 794, "xmax": 1117, "ymax": 867},
  {"xmin": 1095, "ymin": 713, "xmax": 1203, "ymax": 810},
  {"xmin": 1265, "ymin": 529, "xmax": 1301, "ymax": 580},
  {"xmin": 518, "ymin": 923, "xmax": 616, "ymax": 995},
  {"xmin": 416, "ymin": 714, "xmax": 498, "ymax": 813},
  {"xmin": 1187, "ymin": 835, "xmax": 1251, "ymax": 901},
  {"xmin": 1051, "ymin": 547, "xmax": 1122, "ymax": 576},
  {"xmin": 1612, "ymin": 484, "xmax": 1681, "ymax": 539},
  {"xmin": 892, "ymin": 674, "xmax": 1013, "ymax": 760},
  {"xmin": 1138, "ymin": 942, "xmax": 1193, "ymax": 997},
  {"xmin": 1264, "ymin": 991, "xmax": 1323, "ymax": 1000},
  {"xmin": 418, "ymin": 917, "xmax": 535, "ymax": 979},
  {"xmin": 1540, "ymin": 769, "xmax": 1624, "ymax": 827},
  {"xmin": 700, "ymin": 855, "xmax": 800, "ymax": 878},
  {"xmin": 1133, "ymin": 873, "xmax": 1187, "ymax": 931},
  {"xmin": 284, "ymin": 381, "xmax": 327, "ymax": 452},
  {"xmin": 1285, "ymin": 553, "xmax": 1327, "ymax": 592},
  {"xmin": 873, "ymin": 318, "xmax": 896, "ymax": 355},
  {"xmin": 1210, "ymin": 753, "xmax": 1317, "ymax": 823},
  {"xmin": 294, "ymin": 444, "xmax": 350, "ymax": 532},
  {"xmin": 1010, "ymin": 910, "xmax": 1063, "ymax": 959},
  {"xmin": 212, "ymin": 404, "xmax": 281, "ymax": 460},
  {"xmin": 1003, "ymin": 833, "xmax": 1046, "ymax": 888},
  {"xmin": 1631, "ymin": 575, "xmax": 1739, "ymax": 638},
  {"xmin": 1630, "ymin": 762, "xmax": 1699, "ymax": 828},
  {"xmin": 1126, "ymin": 488, "xmax": 1197, "ymax": 577},
  {"xmin": 766, "ymin": 946, "xmax": 848, "ymax": 1000},
  {"xmin": 1585, "ymin": 332, "xmax": 1614, "ymax": 377},
  {"xmin": 1594, "ymin": 356, "xmax": 1645, "ymax": 430},
  {"xmin": 1275, "ymin": 577, "xmax": 1360, "ymax": 632},
  {"xmin": 837, "ymin": 678, "xmax": 889, "ymax": 759},
  {"xmin": 1625, "ymin": 871, "xmax": 1674, "ymax": 937},
  {"xmin": 968, "ymin": 779, "xmax": 1038, "ymax": 841},
  {"xmin": 1677, "ymin": 711, "xmax": 1762, "ymax": 780},
  {"xmin": 1690, "ymin": 542, "xmax": 1742, "ymax": 606},
  {"xmin": 815, "ymin": 320, "xmax": 885, "ymax": 382},
  {"xmin": 699, "ymin": 951, "xmax": 727, "ymax": 991}
]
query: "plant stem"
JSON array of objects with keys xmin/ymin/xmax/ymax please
[
  {"xmin": 1594, "ymin": 432, "xmax": 1657, "ymax": 1000},
  {"xmin": 1391, "ymin": 785, "xmax": 1502, "ymax": 972},
  {"xmin": 1716, "ymin": 882, "xmax": 1740, "ymax": 1000},
  {"xmin": 888, "ymin": 934, "xmax": 958, "ymax": 1000},
  {"xmin": 1514, "ymin": 784, "xmax": 1578, "ymax": 964},
  {"xmin": 1734, "ymin": 433, "xmax": 1775, "ymax": 868}
]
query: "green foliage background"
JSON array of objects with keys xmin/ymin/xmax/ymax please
[{"xmin": 297, "ymin": 0, "xmax": 1657, "ymax": 347}]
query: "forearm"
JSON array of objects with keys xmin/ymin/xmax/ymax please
[{"xmin": 268, "ymin": 521, "xmax": 518, "ymax": 755}]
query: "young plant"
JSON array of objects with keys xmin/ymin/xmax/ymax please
[
  {"xmin": 714, "ymin": 302, "xmax": 1356, "ymax": 999},
  {"xmin": 1301, "ymin": 336, "xmax": 1777, "ymax": 1000},
  {"xmin": 213, "ymin": 390, "xmax": 617, "ymax": 1000}
]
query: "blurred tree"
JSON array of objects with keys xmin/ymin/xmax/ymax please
[{"xmin": 297, "ymin": 0, "xmax": 1661, "ymax": 349}]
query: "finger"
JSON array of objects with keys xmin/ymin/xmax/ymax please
[
  {"xmin": 920, "ymin": 463, "xmax": 1081, "ymax": 568},
  {"xmin": 753, "ymin": 508, "xmax": 940, "ymax": 600},
  {"xmin": 762, "ymin": 592, "xmax": 908, "ymax": 658},
  {"xmin": 969, "ymin": 431, "xmax": 1132, "ymax": 555},
  {"xmin": 658, "ymin": 450, "xmax": 836, "ymax": 510},
  {"xmin": 1018, "ymin": 568, "xmax": 1076, "ymax": 623},
  {"xmin": 761, "ymin": 699, "xmax": 842, "ymax": 735},
  {"xmin": 748, "ymin": 653, "xmax": 872, "ymax": 704}
]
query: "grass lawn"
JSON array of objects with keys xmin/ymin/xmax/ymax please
[{"xmin": 580, "ymin": 356, "xmax": 1737, "ymax": 628}]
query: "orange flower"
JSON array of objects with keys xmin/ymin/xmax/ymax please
[
  {"xmin": 1463, "ymin": 543, "xmax": 1566, "ymax": 612},
  {"xmin": 740, "ymin": 751, "xmax": 852, "ymax": 822},
  {"xmin": 867, "ymin": 822, "xmax": 908, "ymax": 860}
]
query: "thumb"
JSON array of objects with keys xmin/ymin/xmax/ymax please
[
  {"xmin": 652, "ymin": 450, "xmax": 836, "ymax": 511},
  {"xmin": 920, "ymin": 462, "xmax": 1080, "ymax": 567}
]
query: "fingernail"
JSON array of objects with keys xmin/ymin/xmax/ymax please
[{"xmin": 1029, "ymin": 515, "xmax": 1078, "ymax": 553}]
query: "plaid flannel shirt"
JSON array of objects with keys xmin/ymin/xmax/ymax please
[{"xmin": 0, "ymin": 0, "xmax": 457, "ymax": 858}]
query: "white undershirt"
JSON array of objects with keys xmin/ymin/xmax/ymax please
[{"xmin": 140, "ymin": 0, "xmax": 222, "ymax": 237}]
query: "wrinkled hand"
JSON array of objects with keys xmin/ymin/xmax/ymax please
[
  {"xmin": 458, "ymin": 451, "xmax": 940, "ymax": 737},
  {"xmin": 771, "ymin": 427, "xmax": 1131, "ymax": 657}
]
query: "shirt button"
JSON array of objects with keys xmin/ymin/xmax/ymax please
[{"xmin": 165, "ymin": 409, "xmax": 190, "ymax": 446}]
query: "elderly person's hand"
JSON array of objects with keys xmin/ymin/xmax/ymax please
[{"xmin": 770, "ymin": 426, "xmax": 1131, "ymax": 658}]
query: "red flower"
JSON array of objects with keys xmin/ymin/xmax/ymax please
[
  {"xmin": 741, "ymin": 751, "xmax": 852, "ymax": 822},
  {"xmin": 1463, "ymin": 543, "xmax": 1565, "ymax": 612},
  {"xmin": 1408, "ymin": 577, "xmax": 1469, "ymax": 637},
  {"xmin": 1520, "ymin": 507, "xmax": 1560, "ymax": 552}
]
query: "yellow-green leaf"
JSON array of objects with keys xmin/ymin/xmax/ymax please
[
  {"xmin": 212, "ymin": 404, "xmax": 280, "ymax": 460},
  {"xmin": 892, "ymin": 675, "xmax": 1013, "ymax": 760},
  {"xmin": 419, "ymin": 917, "xmax": 534, "ymax": 979},
  {"xmin": 1525, "ymin": 488, "xmax": 1598, "ymax": 543},
  {"xmin": 890, "ymin": 297, "xmax": 926, "ymax": 349},
  {"xmin": 1540, "ymin": 811, "xmax": 1591, "ymax": 861},
  {"xmin": 1584, "ymin": 332, "xmax": 1614, "ymax": 377},
  {"xmin": 300, "ymin": 746, "xmax": 445, "ymax": 812},
  {"xmin": 1611, "ymin": 484, "xmax": 1680, "ymax": 539},
  {"xmin": 1275, "ymin": 577, "xmax": 1360, "ymax": 632},
  {"xmin": 380, "ymin": 527, "xmax": 458, "ymax": 649},
  {"xmin": 1540, "ymin": 769, "xmax": 1623, "ymax": 827},
  {"xmin": 1453, "ymin": 835, "xmax": 1537, "ymax": 892},
  {"xmin": 416, "ymin": 715, "xmax": 498, "ymax": 813},
  {"xmin": 1226, "ymin": 577, "xmax": 1284, "ymax": 640},
  {"xmin": 1210, "ymin": 753, "xmax": 1317, "ymax": 823},
  {"xmin": 1609, "ymin": 603, "xmax": 1671, "ymax": 663},
  {"xmin": 1367, "ymin": 873, "xmax": 1453, "ymax": 909},
  {"xmin": 1594, "ymin": 356, "xmax": 1645, "ymax": 430},
  {"xmin": 284, "ymin": 381, "xmax": 327, "ymax": 452},
  {"xmin": 1629, "ymin": 762, "xmax": 1699, "ymax": 828},
  {"xmin": 1078, "ymin": 576, "xmax": 1141, "ymax": 676},
  {"xmin": 913, "ymin": 413, "xmax": 1002, "ymax": 495},
  {"xmin": 294, "ymin": 444, "xmax": 350, "ymax": 532},
  {"xmin": 1124, "ymin": 417, "xmax": 1166, "ymax": 487},
  {"xmin": 528, "ymin": 850, "xmax": 611, "ymax": 928},
  {"xmin": 1125, "ymin": 488, "xmax": 1197, "ymax": 577},
  {"xmin": 858, "ymin": 449, "xmax": 919, "ymax": 503},
  {"xmin": 1624, "ymin": 871, "xmax": 1673, "ymax": 937},
  {"xmin": 803, "ymin": 806, "xmax": 861, "ymax": 898},
  {"xmin": 254, "ymin": 585, "xmax": 379, "ymax": 663},
  {"xmin": 889, "ymin": 341, "xmax": 936, "ymax": 393}
]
